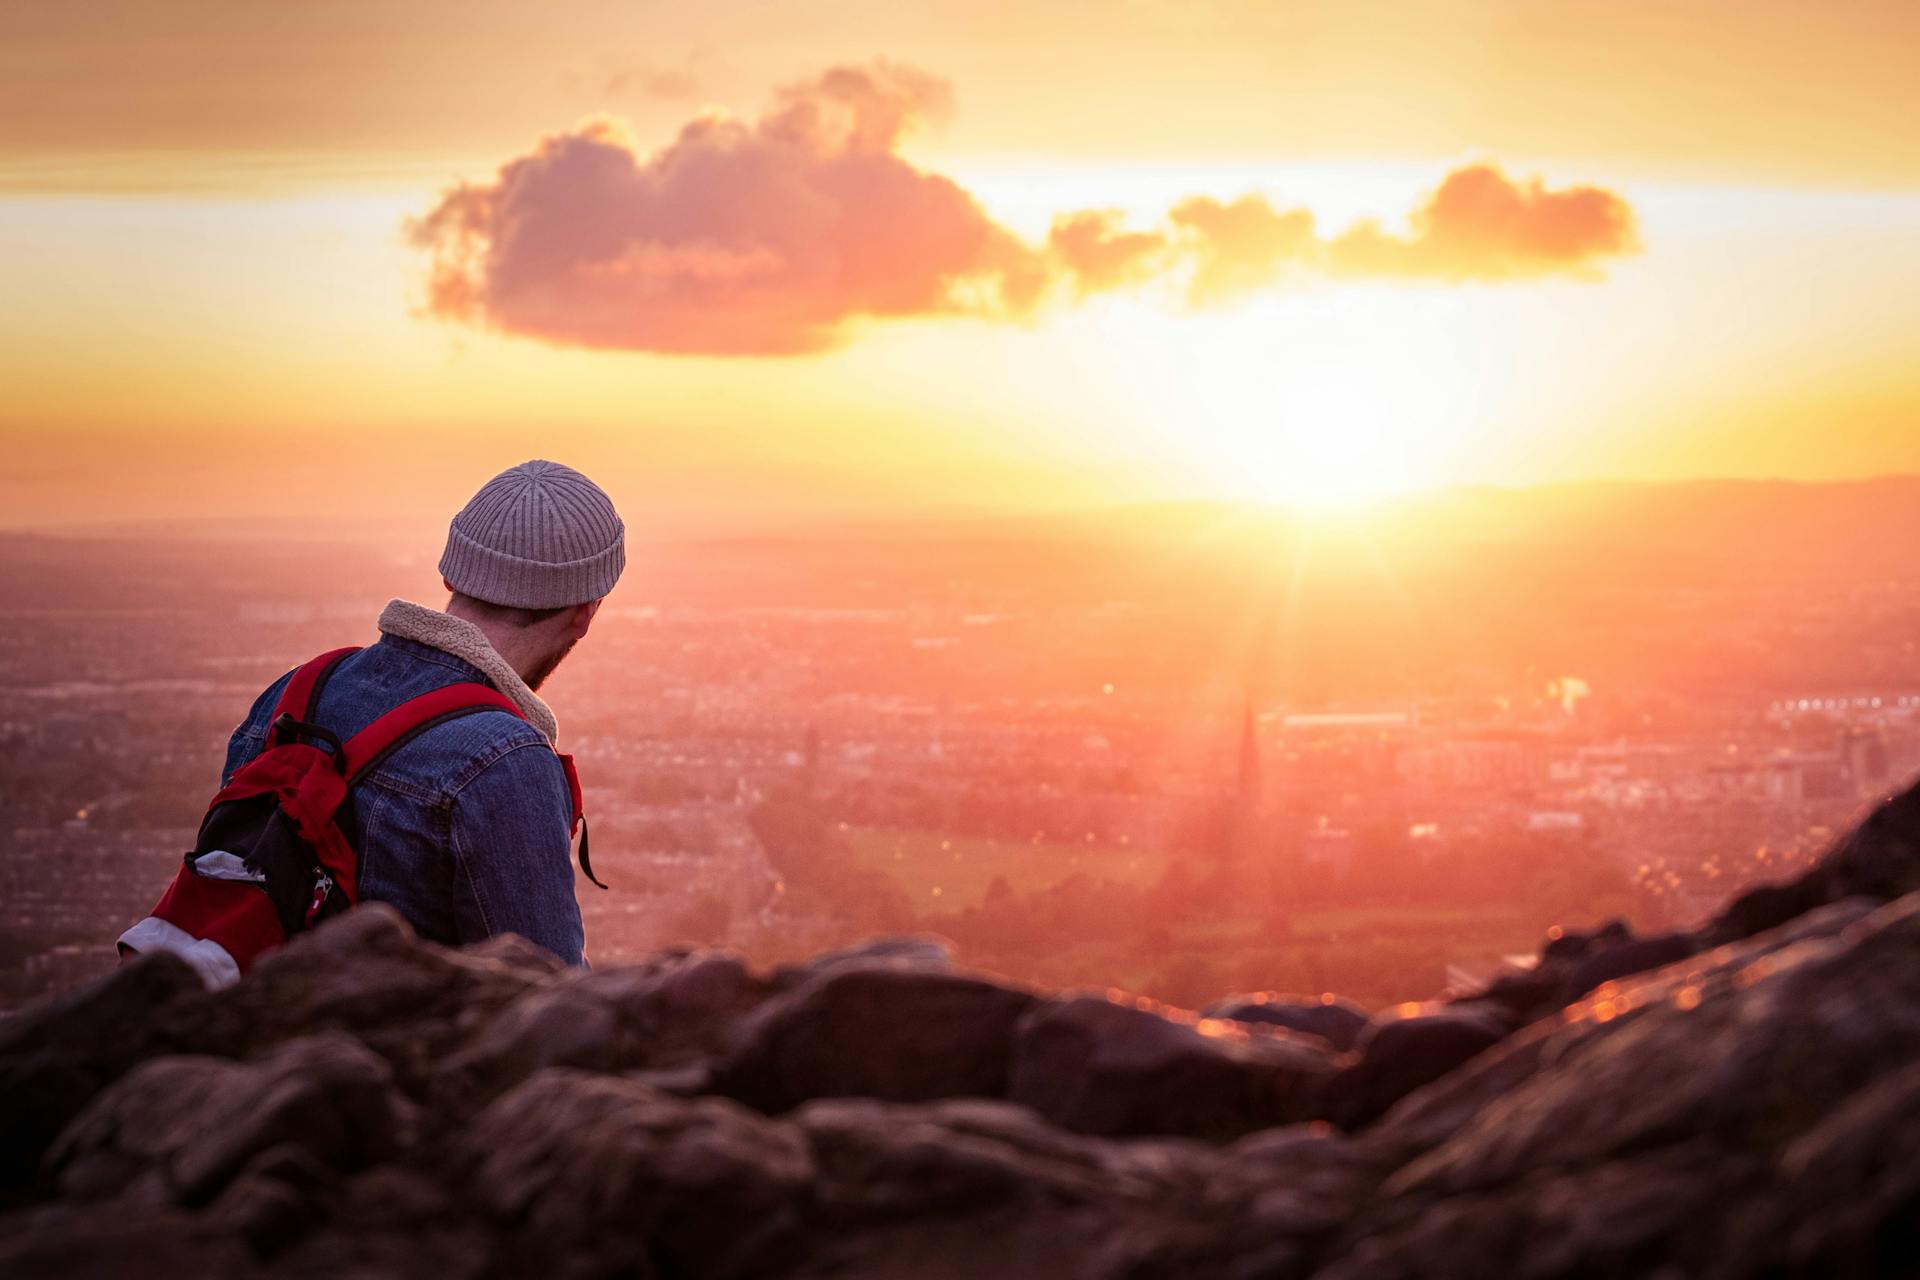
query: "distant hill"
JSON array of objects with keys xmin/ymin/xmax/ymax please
[{"xmin": 10, "ymin": 474, "xmax": 1920, "ymax": 707}]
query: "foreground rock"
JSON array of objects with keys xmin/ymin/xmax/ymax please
[
  {"xmin": 7, "ymin": 777, "xmax": 1920, "ymax": 1277},
  {"xmin": 1204, "ymin": 993, "xmax": 1371, "ymax": 1053},
  {"xmin": 0, "ymin": 951, "xmax": 223, "ymax": 1204},
  {"xmin": 49, "ymin": 1033, "xmax": 409, "ymax": 1207},
  {"xmin": 715, "ymin": 966, "xmax": 1037, "ymax": 1113},
  {"xmin": 1322, "ymin": 1004, "xmax": 1508, "ymax": 1129},
  {"xmin": 1328, "ymin": 893, "xmax": 1920, "ymax": 1279},
  {"xmin": 461, "ymin": 1071, "xmax": 812, "ymax": 1280},
  {"xmin": 1008, "ymin": 995, "xmax": 1336, "ymax": 1139}
]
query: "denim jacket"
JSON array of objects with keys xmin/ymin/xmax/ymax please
[{"xmin": 223, "ymin": 600, "xmax": 586, "ymax": 965}]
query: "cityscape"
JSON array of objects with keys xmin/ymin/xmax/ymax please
[{"xmin": 5, "ymin": 478, "xmax": 1918, "ymax": 1009}]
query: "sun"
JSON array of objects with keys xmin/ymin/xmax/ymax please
[
  {"xmin": 1192, "ymin": 327, "xmax": 1432, "ymax": 511},
  {"xmin": 1243, "ymin": 404, "xmax": 1402, "ymax": 511},
  {"xmin": 1091, "ymin": 286, "xmax": 1483, "ymax": 513},
  {"xmin": 1024, "ymin": 280, "xmax": 1496, "ymax": 515}
]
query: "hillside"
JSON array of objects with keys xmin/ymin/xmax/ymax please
[{"xmin": 3, "ymin": 781, "xmax": 1919, "ymax": 1277}]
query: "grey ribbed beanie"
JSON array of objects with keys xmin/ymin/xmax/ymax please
[{"xmin": 439, "ymin": 460, "xmax": 626, "ymax": 609}]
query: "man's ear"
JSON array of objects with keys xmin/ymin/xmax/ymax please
[{"xmin": 571, "ymin": 598, "xmax": 602, "ymax": 638}]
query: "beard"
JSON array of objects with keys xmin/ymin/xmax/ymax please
[{"xmin": 525, "ymin": 634, "xmax": 579, "ymax": 692}]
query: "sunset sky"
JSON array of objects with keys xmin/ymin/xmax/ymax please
[{"xmin": 3, "ymin": 0, "xmax": 1917, "ymax": 530}]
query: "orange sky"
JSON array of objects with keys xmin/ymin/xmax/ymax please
[{"xmin": 2, "ymin": 0, "xmax": 1917, "ymax": 528}]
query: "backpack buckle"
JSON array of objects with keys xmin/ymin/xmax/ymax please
[{"xmin": 271, "ymin": 713, "xmax": 349, "ymax": 773}]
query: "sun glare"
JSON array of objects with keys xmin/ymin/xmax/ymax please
[
  {"xmin": 1163, "ymin": 292, "xmax": 1471, "ymax": 513},
  {"xmin": 1241, "ymin": 376, "xmax": 1403, "ymax": 510}
]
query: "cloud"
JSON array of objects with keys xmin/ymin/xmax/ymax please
[
  {"xmin": 409, "ymin": 63, "xmax": 1045, "ymax": 355},
  {"xmin": 410, "ymin": 65, "xmax": 1641, "ymax": 354},
  {"xmin": 1047, "ymin": 210, "xmax": 1170, "ymax": 296},
  {"xmin": 1327, "ymin": 163, "xmax": 1641, "ymax": 281},
  {"xmin": 1168, "ymin": 194, "xmax": 1319, "ymax": 305},
  {"xmin": 1163, "ymin": 164, "xmax": 1639, "ymax": 304}
]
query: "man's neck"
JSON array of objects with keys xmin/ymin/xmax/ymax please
[{"xmin": 443, "ymin": 598, "xmax": 542, "ymax": 685}]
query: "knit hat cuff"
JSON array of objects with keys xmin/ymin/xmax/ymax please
[{"xmin": 439, "ymin": 522, "xmax": 626, "ymax": 609}]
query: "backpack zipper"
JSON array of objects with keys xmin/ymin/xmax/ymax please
[{"xmin": 305, "ymin": 867, "xmax": 335, "ymax": 926}]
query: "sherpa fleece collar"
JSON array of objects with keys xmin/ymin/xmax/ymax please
[{"xmin": 376, "ymin": 598, "xmax": 559, "ymax": 744}]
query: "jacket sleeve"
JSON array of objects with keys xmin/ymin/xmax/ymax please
[
  {"xmin": 446, "ymin": 736, "xmax": 587, "ymax": 966},
  {"xmin": 223, "ymin": 670, "xmax": 295, "ymax": 786}
]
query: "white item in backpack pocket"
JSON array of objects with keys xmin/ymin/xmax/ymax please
[{"xmin": 116, "ymin": 915, "xmax": 242, "ymax": 989}]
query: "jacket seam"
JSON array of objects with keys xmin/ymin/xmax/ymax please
[
  {"xmin": 444, "ymin": 739, "xmax": 567, "ymax": 941},
  {"xmin": 445, "ymin": 728, "xmax": 556, "ymax": 796},
  {"xmin": 446, "ymin": 796, "xmax": 496, "ymax": 936},
  {"xmin": 362, "ymin": 771, "xmax": 436, "ymax": 804},
  {"xmin": 354, "ymin": 787, "xmax": 389, "ymax": 896}
]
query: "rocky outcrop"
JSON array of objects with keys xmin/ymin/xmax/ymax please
[
  {"xmin": 715, "ymin": 967, "xmax": 1037, "ymax": 1113},
  {"xmin": 1321, "ymin": 1003, "xmax": 1509, "ymax": 1129},
  {"xmin": 461, "ymin": 1071, "xmax": 814, "ymax": 1280},
  {"xmin": 7, "ymin": 783, "xmax": 1920, "ymax": 1277},
  {"xmin": 1007, "ymin": 994, "xmax": 1336, "ymax": 1139},
  {"xmin": 1325, "ymin": 893, "xmax": 1920, "ymax": 1279},
  {"xmin": 48, "ymin": 1033, "xmax": 410, "ymax": 1207},
  {"xmin": 1204, "ymin": 993, "xmax": 1371, "ymax": 1052}
]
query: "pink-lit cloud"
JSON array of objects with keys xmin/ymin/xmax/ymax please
[
  {"xmin": 409, "ymin": 63, "xmax": 1044, "ymax": 355},
  {"xmin": 410, "ymin": 65, "xmax": 1641, "ymax": 354}
]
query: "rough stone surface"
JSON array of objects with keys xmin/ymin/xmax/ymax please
[
  {"xmin": 460, "ymin": 1070, "xmax": 813, "ymax": 1280},
  {"xmin": 0, "ymin": 1202, "xmax": 258, "ymax": 1279},
  {"xmin": 1324, "ymin": 1004, "xmax": 1509, "ymax": 1129},
  {"xmin": 1009, "ymin": 994, "xmax": 1337, "ymax": 1139},
  {"xmin": 715, "ymin": 966, "xmax": 1037, "ymax": 1112},
  {"xmin": 1203, "ymin": 994, "xmax": 1372, "ymax": 1052},
  {"xmin": 1564, "ymin": 930, "xmax": 1698, "ymax": 999},
  {"xmin": 463, "ymin": 930, "xmax": 571, "ymax": 978},
  {"xmin": 7, "ymin": 780, "xmax": 1920, "ymax": 1277},
  {"xmin": 46, "ymin": 1033, "xmax": 410, "ymax": 1208},
  {"xmin": 0, "ymin": 951, "xmax": 230, "ymax": 1203},
  {"xmin": 783, "ymin": 934, "xmax": 955, "ymax": 981},
  {"xmin": 1324, "ymin": 894, "xmax": 1920, "ymax": 1279},
  {"xmin": 214, "ymin": 905, "xmax": 543, "ymax": 1091},
  {"xmin": 432, "ymin": 982, "xmax": 627, "ymax": 1115},
  {"xmin": 575, "ymin": 948, "xmax": 768, "ymax": 1066},
  {"xmin": 1371, "ymin": 895, "xmax": 1894, "ymax": 1159}
]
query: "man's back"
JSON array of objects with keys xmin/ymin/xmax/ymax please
[{"xmin": 225, "ymin": 608, "xmax": 586, "ymax": 964}]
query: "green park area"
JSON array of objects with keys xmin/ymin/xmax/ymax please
[{"xmin": 841, "ymin": 825, "xmax": 1534, "ymax": 942}]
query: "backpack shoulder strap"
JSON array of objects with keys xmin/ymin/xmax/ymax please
[
  {"xmin": 268, "ymin": 647, "xmax": 361, "ymax": 745},
  {"xmin": 338, "ymin": 681, "xmax": 602, "ymax": 888},
  {"xmin": 340, "ymin": 681, "xmax": 522, "ymax": 784}
]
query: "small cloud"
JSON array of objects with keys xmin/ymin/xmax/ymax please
[
  {"xmin": 1327, "ymin": 163, "xmax": 1640, "ymax": 282},
  {"xmin": 1168, "ymin": 194, "xmax": 1320, "ymax": 305},
  {"xmin": 1164, "ymin": 165, "xmax": 1638, "ymax": 305},
  {"xmin": 1047, "ymin": 210, "xmax": 1170, "ymax": 297}
]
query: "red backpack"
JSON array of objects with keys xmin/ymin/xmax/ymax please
[{"xmin": 119, "ymin": 646, "xmax": 596, "ymax": 986}]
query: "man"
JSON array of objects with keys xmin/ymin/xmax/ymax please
[{"xmin": 218, "ymin": 459, "xmax": 624, "ymax": 964}]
